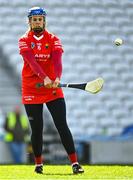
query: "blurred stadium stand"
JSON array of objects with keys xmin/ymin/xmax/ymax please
[
  {"xmin": 0, "ymin": 0, "xmax": 133, "ymax": 163},
  {"xmin": 0, "ymin": 47, "xmax": 21, "ymax": 113}
]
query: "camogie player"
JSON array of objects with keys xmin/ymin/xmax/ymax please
[{"xmin": 18, "ymin": 7, "xmax": 84, "ymax": 174}]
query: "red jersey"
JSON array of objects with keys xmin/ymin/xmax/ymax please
[{"xmin": 19, "ymin": 30, "xmax": 64, "ymax": 104}]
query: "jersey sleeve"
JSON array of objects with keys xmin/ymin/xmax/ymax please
[
  {"xmin": 51, "ymin": 35, "xmax": 64, "ymax": 52},
  {"xmin": 21, "ymin": 51, "xmax": 47, "ymax": 80},
  {"xmin": 51, "ymin": 50, "xmax": 62, "ymax": 79},
  {"xmin": 18, "ymin": 36, "xmax": 31, "ymax": 54}
]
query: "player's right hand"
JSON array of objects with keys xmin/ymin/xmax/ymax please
[{"xmin": 43, "ymin": 76, "xmax": 53, "ymax": 88}]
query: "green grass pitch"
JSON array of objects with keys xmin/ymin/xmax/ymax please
[{"xmin": 1, "ymin": 165, "xmax": 133, "ymax": 180}]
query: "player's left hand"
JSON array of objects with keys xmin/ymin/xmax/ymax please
[{"xmin": 52, "ymin": 77, "xmax": 60, "ymax": 88}]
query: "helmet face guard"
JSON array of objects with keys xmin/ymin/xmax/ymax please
[{"xmin": 28, "ymin": 7, "xmax": 47, "ymax": 33}]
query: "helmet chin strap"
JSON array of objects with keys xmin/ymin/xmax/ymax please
[
  {"xmin": 31, "ymin": 23, "xmax": 45, "ymax": 34},
  {"xmin": 33, "ymin": 27, "xmax": 44, "ymax": 33}
]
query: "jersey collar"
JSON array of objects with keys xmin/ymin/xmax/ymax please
[{"xmin": 33, "ymin": 34, "xmax": 44, "ymax": 40}]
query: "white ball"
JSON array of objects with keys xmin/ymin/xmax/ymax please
[{"xmin": 114, "ymin": 38, "xmax": 123, "ymax": 46}]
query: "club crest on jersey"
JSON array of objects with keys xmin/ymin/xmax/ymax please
[
  {"xmin": 45, "ymin": 43, "xmax": 49, "ymax": 49},
  {"xmin": 31, "ymin": 42, "xmax": 35, "ymax": 49}
]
